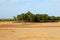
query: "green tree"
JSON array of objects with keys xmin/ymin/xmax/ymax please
[
  {"xmin": 49, "ymin": 16, "xmax": 56, "ymax": 22},
  {"xmin": 16, "ymin": 11, "xmax": 60, "ymax": 22},
  {"xmin": 25, "ymin": 11, "xmax": 33, "ymax": 22}
]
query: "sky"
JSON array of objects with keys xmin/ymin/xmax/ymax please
[{"xmin": 0, "ymin": 0, "xmax": 60, "ymax": 18}]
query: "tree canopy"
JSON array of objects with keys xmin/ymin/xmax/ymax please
[
  {"xmin": 0, "ymin": 11, "xmax": 60, "ymax": 22},
  {"xmin": 16, "ymin": 11, "xmax": 60, "ymax": 22}
]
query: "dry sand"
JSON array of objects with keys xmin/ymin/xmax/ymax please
[
  {"xmin": 0, "ymin": 22, "xmax": 60, "ymax": 40},
  {"xmin": 0, "ymin": 28, "xmax": 60, "ymax": 40},
  {"xmin": 0, "ymin": 22, "xmax": 60, "ymax": 28}
]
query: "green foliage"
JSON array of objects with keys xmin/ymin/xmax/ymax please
[
  {"xmin": 13, "ymin": 16, "xmax": 17, "ymax": 21},
  {"xmin": 17, "ymin": 11, "xmax": 35, "ymax": 22},
  {"xmin": 0, "ymin": 18, "xmax": 14, "ymax": 21},
  {"xmin": 16, "ymin": 11, "xmax": 60, "ymax": 22},
  {"xmin": 0, "ymin": 11, "xmax": 60, "ymax": 22}
]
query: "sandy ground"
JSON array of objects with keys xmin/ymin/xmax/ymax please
[
  {"xmin": 0, "ymin": 28, "xmax": 60, "ymax": 40},
  {"xmin": 0, "ymin": 22, "xmax": 60, "ymax": 40},
  {"xmin": 0, "ymin": 22, "xmax": 60, "ymax": 28}
]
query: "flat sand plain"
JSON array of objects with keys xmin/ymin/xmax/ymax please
[
  {"xmin": 0, "ymin": 22, "xmax": 60, "ymax": 40},
  {"xmin": 0, "ymin": 22, "xmax": 60, "ymax": 28}
]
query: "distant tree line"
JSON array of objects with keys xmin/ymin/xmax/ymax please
[
  {"xmin": 0, "ymin": 18, "xmax": 14, "ymax": 21},
  {"xmin": 0, "ymin": 11, "xmax": 60, "ymax": 22},
  {"xmin": 16, "ymin": 11, "xmax": 60, "ymax": 22}
]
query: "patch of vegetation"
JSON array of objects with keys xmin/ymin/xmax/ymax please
[
  {"xmin": 0, "ymin": 11, "xmax": 60, "ymax": 22},
  {"xmin": 16, "ymin": 11, "xmax": 60, "ymax": 22}
]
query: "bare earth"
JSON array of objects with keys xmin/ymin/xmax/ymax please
[
  {"xmin": 0, "ymin": 22, "xmax": 60, "ymax": 28},
  {"xmin": 0, "ymin": 22, "xmax": 60, "ymax": 40}
]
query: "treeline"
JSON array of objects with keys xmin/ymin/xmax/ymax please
[
  {"xmin": 0, "ymin": 11, "xmax": 60, "ymax": 22},
  {"xmin": 0, "ymin": 18, "xmax": 14, "ymax": 21},
  {"xmin": 16, "ymin": 11, "xmax": 60, "ymax": 22}
]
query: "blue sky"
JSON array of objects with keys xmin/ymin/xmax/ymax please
[{"xmin": 0, "ymin": 0, "xmax": 60, "ymax": 18}]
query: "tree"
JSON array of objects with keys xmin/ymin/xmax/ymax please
[
  {"xmin": 43, "ymin": 14, "xmax": 49, "ymax": 22},
  {"xmin": 13, "ymin": 16, "xmax": 17, "ymax": 21},
  {"xmin": 16, "ymin": 11, "xmax": 60, "ymax": 22},
  {"xmin": 25, "ymin": 11, "xmax": 33, "ymax": 22},
  {"xmin": 17, "ymin": 13, "xmax": 26, "ymax": 22},
  {"xmin": 49, "ymin": 16, "xmax": 56, "ymax": 22},
  {"xmin": 56, "ymin": 16, "xmax": 60, "ymax": 21}
]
